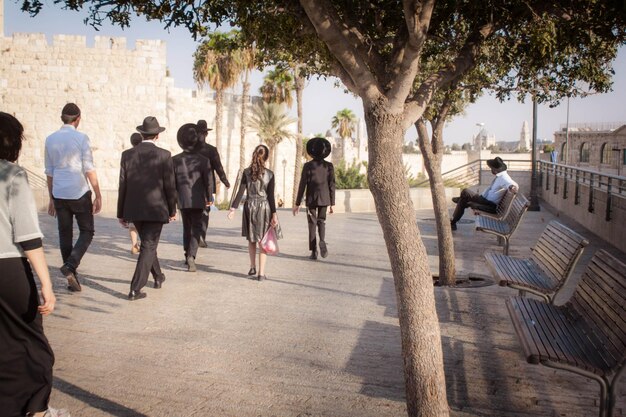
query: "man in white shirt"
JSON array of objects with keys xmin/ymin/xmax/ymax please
[
  {"xmin": 450, "ymin": 157, "xmax": 517, "ymax": 231},
  {"xmin": 45, "ymin": 103, "xmax": 102, "ymax": 292}
]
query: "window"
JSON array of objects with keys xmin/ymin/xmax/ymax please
[
  {"xmin": 623, "ymin": 149, "xmax": 626, "ymax": 165},
  {"xmin": 600, "ymin": 143, "xmax": 612, "ymax": 165},
  {"xmin": 560, "ymin": 143, "xmax": 566, "ymax": 161},
  {"xmin": 580, "ymin": 142, "xmax": 590, "ymax": 163}
]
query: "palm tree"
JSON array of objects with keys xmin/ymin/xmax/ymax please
[
  {"xmin": 193, "ymin": 31, "xmax": 242, "ymax": 200},
  {"xmin": 232, "ymin": 43, "xmax": 256, "ymax": 169},
  {"xmin": 331, "ymin": 108, "xmax": 357, "ymax": 140},
  {"xmin": 292, "ymin": 65, "xmax": 305, "ymax": 207},
  {"xmin": 248, "ymin": 102, "xmax": 296, "ymax": 172},
  {"xmin": 260, "ymin": 68, "xmax": 295, "ymax": 108}
]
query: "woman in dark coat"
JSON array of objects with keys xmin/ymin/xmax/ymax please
[
  {"xmin": 0, "ymin": 112, "xmax": 69, "ymax": 417},
  {"xmin": 228, "ymin": 145, "xmax": 279, "ymax": 281}
]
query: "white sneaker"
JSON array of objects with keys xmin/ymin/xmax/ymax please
[{"xmin": 43, "ymin": 407, "xmax": 71, "ymax": 417}]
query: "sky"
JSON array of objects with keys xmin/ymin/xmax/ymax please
[{"xmin": 4, "ymin": 1, "xmax": 625, "ymax": 145}]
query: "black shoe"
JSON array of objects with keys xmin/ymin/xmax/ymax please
[
  {"xmin": 128, "ymin": 290, "xmax": 147, "ymax": 301},
  {"xmin": 60, "ymin": 264, "xmax": 81, "ymax": 292},
  {"xmin": 199, "ymin": 238, "xmax": 208, "ymax": 248},
  {"xmin": 319, "ymin": 241, "xmax": 328, "ymax": 258},
  {"xmin": 309, "ymin": 251, "xmax": 317, "ymax": 260},
  {"xmin": 154, "ymin": 273, "xmax": 166, "ymax": 289},
  {"xmin": 187, "ymin": 256, "xmax": 197, "ymax": 272},
  {"xmin": 452, "ymin": 197, "xmax": 460, "ymax": 204},
  {"xmin": 450, "ymin": 221, "xmax": 457, "ymax": 231},
  {"xmin": 248, "ymin": 267, "xmax": 257, "ymax": 276}
]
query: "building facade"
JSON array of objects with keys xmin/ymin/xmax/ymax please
[{"xmin": 553, "ymin": 123, "xmax": 626, "ymax": 176}]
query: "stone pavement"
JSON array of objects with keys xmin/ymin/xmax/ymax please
[{"xmin": 37, "ymin": 205, "xmax": 624, "ymax": 417}]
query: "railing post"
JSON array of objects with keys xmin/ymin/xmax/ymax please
[
  {"xmin": 574, "ymin": 170, "xmax": 580, "ymax": 205},
  {"xmin": 553, "ymin": 164, "xmax": 559, "ymax": 195},
  {"xmin": 606, "ymin": 177, "xmax": 612, "ymax": 221},
  {"xmin": 546, "ymin": 164, "xmax": 551, "ymax": 190},
  {"xmin": 588, "ymin": 173, "xmax": 595, "ymax": 213},
  {"xmin": 562, "ymin": 166, "xmax": 568, "ymax": 199}
]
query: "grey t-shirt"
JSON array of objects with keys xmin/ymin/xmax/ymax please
[{"xmin": 0, "ymin": 160, "xmax": 44, "ymax": 259}]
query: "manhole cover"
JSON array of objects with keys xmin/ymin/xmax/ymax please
[{"xmin": 432, "ymin": 273, "xmax": 494, "ymax": 288}]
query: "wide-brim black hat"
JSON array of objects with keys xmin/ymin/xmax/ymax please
[
  {"xmin": 306, "ymin": 137, "xmax": 332, "ymax": 159},
  {"xmin": 177, "ymin": 123, "xmax": 199, "ymax": 152},
  {"xmin": 196, "ymin": 119, "xmax": 213, "ymax": 134},
  {"xmin": 486, "ymin": 156, "xmax": 507, "ymax": 172},
  {"xmin": 136, "ymin": 116, "xmax": 166, "ymax": 135}
]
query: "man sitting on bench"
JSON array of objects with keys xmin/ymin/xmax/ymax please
[{"xmin": 450, "ymin": 156, "xmax": 517, "ymax": 231}]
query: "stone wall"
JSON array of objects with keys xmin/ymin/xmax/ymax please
[{"xmin": 0, "ymin": 31, "xmax": 296, "ymax": 204}]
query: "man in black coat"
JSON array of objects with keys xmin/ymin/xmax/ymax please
[
  {"xmin": 293, "ymin": 137, "xmax": 336, "ymax": 260},
  {"xmin": 172, "ymin": 123, "xmax": 212, "ymax": 272},
  {"xmin": 118, "ymin": 117, "xmax": 177, "ymax": 300},
  {"xmin": 195, "ymin": 120, "xmax": 230, "ymax": 248}
]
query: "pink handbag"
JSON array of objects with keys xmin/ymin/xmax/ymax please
[{"xmin": 260, "ymin": 226, "xmax": 279, "ymax": 255}]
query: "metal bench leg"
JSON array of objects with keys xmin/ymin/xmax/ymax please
[
  {"xmin": 608, "ymin": 365, "xmax": 625, "ymax": 417},
  {"xmin": 542, "ymin": 361, "xmax": 610, "ymax": 417},
  {"xmin": 503, "ymin": 238, "xmax": 510, "ymax": 255}
]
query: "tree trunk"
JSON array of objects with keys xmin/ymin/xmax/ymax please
[
  {"xmin": 416, "ymin": 121, "xmax": 456, "ymax": 286},
  {"xmin": 292, "ymin": 70, "xmax": 304, "ymax": 207},
  {"xmin": 215, "ymin": 88, "xmax": 224, "ymax": 201},
  {"xmin": 240, "ymin": 71, "xmax": 250, "ymax": 169},
  {"xmin": 365, "ymin": 102, "xmax": 449, "ymax": 417}
]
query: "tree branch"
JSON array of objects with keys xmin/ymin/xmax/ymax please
[
  {"xmin": 403, "ymin": 22, "xmax": 495, "ymax": 129},
  {"xmin": 299, "ymin": 0, "xmax": 382, "ymax": 102},
  {"xmin": 386, "ymin": 0, "xmax": 435, "ymax": 109}
]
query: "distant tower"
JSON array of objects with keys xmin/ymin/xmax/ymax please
[{"xmin": 519, "ymin": 121, "xmax": 531, "ymax": 150}]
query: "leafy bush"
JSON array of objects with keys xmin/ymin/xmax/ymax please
[{"xmin": 335, "ymin": 159, "xmax": 368, "ymax": 189}]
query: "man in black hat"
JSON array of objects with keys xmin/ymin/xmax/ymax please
[
  {"xmin": 45, "ymin": 102, "xmax": 102, "ymax": 292},
  {"xmin": 450, "ymin": 156, "xmax": 518, "ymax": 230},
  {"xmin": 195, "ymin": 119, "xmax": 230, "ymax": 248},
  {"xmin": 117, "ymin": 116, "xmax": 177, "ymax": 300},
  {"xmin": 293, "ymin": 137, "xmax": 336, "ymax": 259},
  {"xmin": 172, "ymin": 123, "xmax": 212, "ymax": 272}
]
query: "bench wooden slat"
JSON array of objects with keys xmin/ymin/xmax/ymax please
[
  {"xmin": 485, "ymin": 220, "xmax": 588, "ymax": 303},
  {"xmin": 506, "ymin": 249, "xmax": 626, "ymax": 417},
  {"xmin": 475, "ymin": 194, "xmax": 529, "ymax": 255}
]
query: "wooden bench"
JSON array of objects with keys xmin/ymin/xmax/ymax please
[
  {"xmin": 506, "ymin": 249, "xmax": 626, "ymax": 417},
  {"xmin": 475, "ymin": 193, "xmax": 530, "ymax": 255},
  {"xmin": 484, "ymin": 220, "xmax": 589, "ymax": 304},
  {"xmin": 470, "ymin": 184, "xmax": 518, "ymax": 219}
]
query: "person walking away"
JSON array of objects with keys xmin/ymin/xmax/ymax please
[
  {"xmin": 173, "ymin": 123, "xmax": 212, "ymax": 272},
  {"xmin": 450, "ymin": 156, "xmax": 518, "ymax": 230},
  {"xmin": 195, "ymin": 120, "xmax": 230, "ymax": 248},
  {"xmin": 45, "ymin": 103, "xmax": 102, "ymax": 292},
  {"xmin": 0, "ymin": 112, "xmax": 70, "ymax": 417},
  {"xmin": 228, "ymin": 145, "xmax": 279, "ymax": 281},
  {"xmin": 292, "ymin": 137, "xmax": 335, "ymax": 260},
  {"xmin": 117, "ymin": 117, "xmax": 177, "ymax": 300}
]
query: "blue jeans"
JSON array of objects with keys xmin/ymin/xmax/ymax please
[{"xmin": 53, "ymin": 191, "xmax": 94, "ymax": 271}]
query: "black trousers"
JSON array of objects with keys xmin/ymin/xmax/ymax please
[
  {"xmin": 200, "ymin": 207, "xmax": 210, "ymax": 241},
  {"xmin": 181, "ymin": 209, "xmax": 204, "ymax": 259},
  {"xmin": 0, "ymin": 258, "xmax": 54, "ymax": 417},
  {"xmin": 130, "ymin": 221, "xmax": 164, "ymax": 292},
  {"xmin": 53, "ymin": 190, "xmax": 94, "ymax": 271},
  {"xmin": 451, "ymin": 188, "xmax": 496, "ymax": 223},
  {"xmin": 307, "ymin": 206, "xmax": 327, "ymax": 251}
]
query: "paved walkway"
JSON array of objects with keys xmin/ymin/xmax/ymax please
[{"xmin": 37, "ymin": 205, "xmax": 624, "ymax": 417}]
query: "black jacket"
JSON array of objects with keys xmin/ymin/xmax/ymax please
[
  {"xmin": 196, "ymin": 141, "xmax": 230, "ymax": 192},
  {"xmin": 117, "ymin": 142, "xmax": 177, "ymax": 222},
  {"xmin": 295, "ymin": 159, "xmax": 336, "ymax": 207},
  {"xmin": 172, "ymin": 151, "xmax": 212, "ymax": 209}
]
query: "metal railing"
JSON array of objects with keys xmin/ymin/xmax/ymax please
[
  {"xmin": 412, "ymin": 158, "xmax": 532, "ymax": 188},
  {"xmin": 23, "ymin": 167, "xmax": 48, "ymax": 189},
  {"xmin": 538, "ymin": 161, "xmax": 626, "ymax": 221}
]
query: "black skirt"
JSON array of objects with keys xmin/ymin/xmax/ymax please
[{"xmin": 0, "ymin": 257, "xmax": 55, "ymax": 417}]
